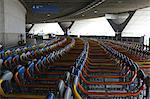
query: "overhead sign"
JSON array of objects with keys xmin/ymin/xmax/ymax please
[{"xmin": 32, "ymin": 4, "xmax": 60, "ymax": 14}]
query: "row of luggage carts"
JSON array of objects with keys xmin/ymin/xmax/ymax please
[
  {"xmin": 0, "ymin": 37, "xmax": 85, "ymax": 98},
  {"xmin": 104, "ymin": 40, "xmax": 150, "ymax": 76},
  {"xmin": 0, "ymin": 37, "xmax": 149, "ymax": 99},
  {"xmin": 106, "ymin": 40, "xmax": 150, "ymax": 61},
  {"xmin": 71, "ymin": 39, "xmax": 149, "ymax": 99}
]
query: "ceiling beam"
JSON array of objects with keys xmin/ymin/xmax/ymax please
[
  {"xmin": 46, "ymin": 0, "xmax": 106, "ymax": 21},
  {"xmin": 22, "ymin": 0, "xmax": 92, "ymax": 3}
]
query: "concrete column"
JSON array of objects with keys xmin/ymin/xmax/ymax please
[
  {"xmin": 0, "ymin": 0, "xmax": 26, "ymax": 48},
  {"xmin": 0, "ymin": 0, "xmax": 5, "ymax": 45},
  {"xmin": 122, "ymin": 7, "xmax": 150, "ymax": 46}
]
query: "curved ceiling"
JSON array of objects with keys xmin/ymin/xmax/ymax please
[{"xmin": 20, "ymin": 0, "xmax": 150, "ymax": 23}]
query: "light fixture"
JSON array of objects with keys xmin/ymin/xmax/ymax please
[
  {"xmin": 47, "ymin": 14, "xmax": 50, "ymax": 17},
  {"xmin": 94, "ymin": 10, "xmax": 98, "ymax": 14}
]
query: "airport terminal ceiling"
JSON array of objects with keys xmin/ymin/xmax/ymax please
[{"xmin": 20, "ymin": 0, "xmax": 150, "ymax": 24}]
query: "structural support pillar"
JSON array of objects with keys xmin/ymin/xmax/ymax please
[
  {"xmin": 0, "ymin": 0, "xmax": 5, "ymax": 46},
  {"xmin": 0, "ymin": 0, "xmax": 26, "ymax": 48}
]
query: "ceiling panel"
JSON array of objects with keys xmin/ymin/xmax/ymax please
[{"xmin": 20, "ymin": 0, "xmax": 150, "ymax": 23}]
